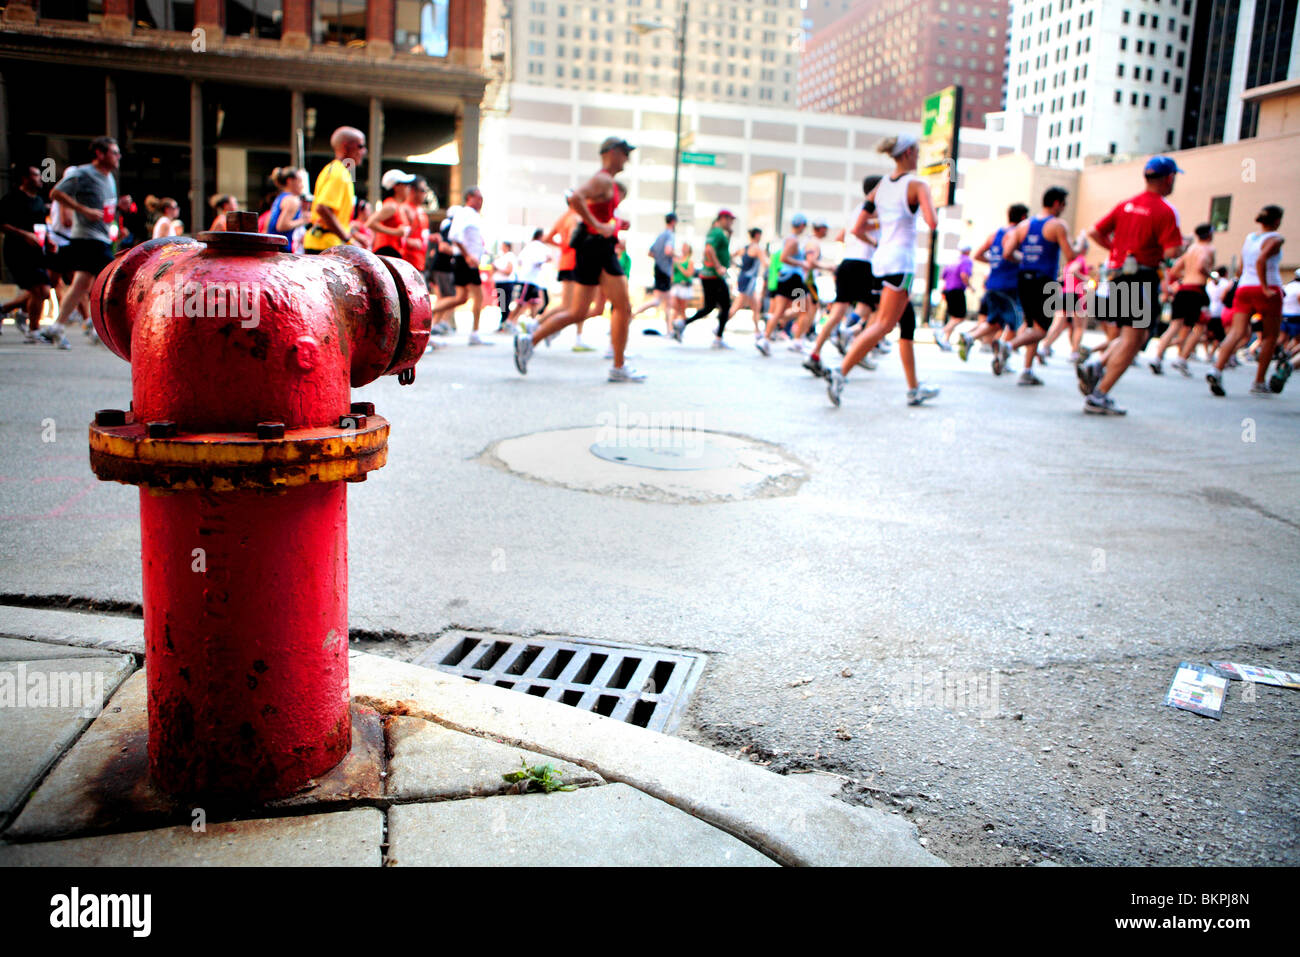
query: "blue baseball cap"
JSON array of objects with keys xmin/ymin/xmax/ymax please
[
  {"xmin": 1144, "ymin": 156, "xmax": 1185, "ymax": 177},
  {"xmin": 791, "ymin": 213, "xmax": 808, "ymax": 227}
]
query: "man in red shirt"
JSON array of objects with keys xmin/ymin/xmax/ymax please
[
  {"xmin": 1080, "ymin": 156, "xmax": 1187, "ymax": 415},
  {"xmin": 402, "ymin": 177, "xmax": 431, "ymax": 277}
]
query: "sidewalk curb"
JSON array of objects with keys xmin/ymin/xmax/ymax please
[{"xmin": 350, "ymin": 651, "xmax": 945, "ymax": 867}]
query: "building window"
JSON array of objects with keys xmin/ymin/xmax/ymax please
[
  {"xmin": 1209, "ymin": 195, "xmax": 1231, "ymax": 232},
  {"xmin": 1120, "ymin": 37, "xmax": 1127, "ymax": 50},
  {"xmin": 1166, "ymin": 129, "xmax": 1174, "ymax": 146},
  {"xmin": 1109, "ymin": 142, "xmax": 1117, "ymax": 154},
  {"xmin": 315, "ymin": 0, "xmax": 366, "ymax": 45},
  {"xmin": 225, "ymin": 0, "xmax": 280, "ymax": 38},
  {"xmin": 1174, "ymin": 77, "xmax": 1182, "ymax": 93},
  {"xmin": 1131, "ymin": 92, "xmax": 1138, "ymax": 105},
  {"xmin": 1143, "ymin": 94, "xmax": 1151, "ymax": 107},
  {"xmin": 1117, "ymin": 64, "xmax": 1124, "ymax": 77},
  {"xmin": 131, "ymin": 0, "xmax": 195, "ymax": 30},
  {"xmin": 1122, "ymin": 10, "xmax": 1130, "ymax": 23}
]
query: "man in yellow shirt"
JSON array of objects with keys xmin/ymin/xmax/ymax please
[{"xmin": 304, "ymin": 126, "xmax": 367, "ymax": 253}]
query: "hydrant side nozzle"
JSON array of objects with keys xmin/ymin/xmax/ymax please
[
  {"xmin": 317, "ymin": 244, "xmax": 404, "ymax": 389},
  {"xmin": 373, "ymin": 254, "xmax": 434, "ymax": 382}
]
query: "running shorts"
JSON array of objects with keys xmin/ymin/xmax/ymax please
[
  {"xmin": 737, "ymin": 270, "xmax": 758, "ymax": 295},
  {"xmin": 519, "ymin": 283, "xmax": 543, "ymax": 303},
  {"xmin": 573, "ymin": 229, "xmax": 623, "ymax": 287},
  {"xmin": 1282, "ymin": 318, "xmax": 1300, "ymax": 337},
  {"xmin": 774, "ymin": 274, "xmax": 808, "ymax": 300},
  {"xmin": 653, "ymin": 266, "xmax": 671, "ymax": 292},
  {"xmin": 1205, "ymin": 316, "xmax": 1226, "ymax": 342},
  {"xmin": 452, "ymin": 256, "xmax": 481, "ymax": 287},
  {"xmin": 7, "ymin": 251, "xmax": 51, "ymax": 290},
  {"xmin": 1171, "ymin": 287, "xmax": 1210, "ymax": 324},
  {"xmin": 875, "ymin": 273, "xmax": 916, "ymax": 340},
  {"xmin": 375, "ymin": 247, "xmax": 404, "ymax": 259},
  {"xmin": 432, "ymin": 270, "xmax": 456, "ymax": 297},
  {"xmin": 980, "ymin": 289, "xmax": 1021, "ymax": 330},
  {"xmin": 1016, "ymin": 272, "xmax": 1055, "ymax": 330},
  {"xmin": 835, "ymin": 259, "xmax": 876, "ymax": 305},
  {"xmin": 557, "ymin": 268, "xmax": 575, "ymax": 283},
  {"xmin": 943, "ymin": 287, "xmax": 967, "ymax": 319},
  {"xmin": 1094, "ymin": 270, "xmax": 1159, "ymax": 329},
  {"xmin": 1232, "ymin": 285, "xmax": 1283, "ymax": 324},
  {"xmin": 61, "ymin": 239, "xmax": 113, "ymax": 277}
]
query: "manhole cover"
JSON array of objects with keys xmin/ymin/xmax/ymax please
[
  {"xmin": 412, "ymin": 631, "xmax": 705, "ymax": 733},
  {"xmin": 482, "ymin": 426, "xmax": 808, "ymax": 504},
  {"xmin": 589, "ymin": 439, "xmax": 737, "ymax": 471}
]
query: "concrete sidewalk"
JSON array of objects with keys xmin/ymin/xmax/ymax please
[{"xmin": 0, "ymin": 605, "xmax": 943, "ymax": 867}]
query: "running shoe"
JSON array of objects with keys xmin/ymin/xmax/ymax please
[
  {"xmin": 832, "ymin": 326, "xmax": 848, "ymax": 355},
  {"xmin": 56, "ymin": 331, "xmax": 71, "ymax": 351},
  {"xmin": 878, "ymin": 339, "xmax": 892, "ymax": 354},
  {"xmin": 513, "ymin": 330, "xmax": 534, "ymax": 374},
  {"xmin": 827, "ymin": 368, "xmax": 845, "ymax": 406},
  {"xmin": 802, "ymin": 355, "xmax": 826, "ymax": 377},
  {"xmin": 1041, "ymin": 345, "xmax": 1053, "ymax": 358},
  {"xmin": 787, "ymin": 340, "xmax": 805, "ymax": 353},
  {"xmin": 1225, "ymin": 354, "xmax": 1239, "ymax": 369},
  {"xmin": 857, "ymin": 353, "xmax": 878, "ymax": 371},
  {"xmin": 1249, "ymin": 381, "xmax": 1272, "ymax": 396},
  {"xmin": 1077, "ymin": 344, "xmax": 1091, "ymax": 363},
  {"xmin": 572, "ymin": 342, "xmax": 595, "ymax": 352},
  {"xmin": 1171, "ymin": 357, "xmax": 1191, "ymax": 377},
  {"xmin": 935, "ymin": 335, "xmax": 953, "ymax": 353},
  {"xmin": 22, "ymin": 327, "xmax": 39, "ymax": 344},
  {"xmin": 907, "ymin": 384, "xmax": 939, "ymax": 406},
  {"xmin": 1149, "ymin": 358, "xmax": 1163, "ymax": 375},
  {"xmin": 711, "ymin": 337, "xmax": 733, "ymax": 350},
  {"xmin": 468, "ymin": 332, "xmax": 491, "ymax": 346},
  {"xmin": 1083, "ymin": 392, "xmax": 1126, "ymax": 415},
  {"xmin": 992, "ymin": 347, "xmax": 1005, "ymax": 377},
  {"xmin": 1018, "ymin": 369, "xmax": 1043, "ymax": 386},
  {"xmin": 957, "ymin": 333, "xmax": 972, "ymax": 362},
  {"xmin": 1068, "ymin": 351, "xmax": 1079, "ymax": 364},
  {"xmin": 755, "ymin": 336, "xmax": 771, "ymax": 356},
  {"xmin": 1269, "ymin": 359, "xmax": 1292, "ymax": 394},
  {"xmin": 1206, "ymin": 371, "xmax": 1225, "ymax": 396},
  {"xmin": 671, "ymin": 318, "xmax": 685, "ymax": 343},
  {"xmin": 608, "ymin": 364, "xmax": 646, "ymax": 382}
]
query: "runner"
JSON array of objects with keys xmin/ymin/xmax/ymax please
[
  {"xmin": 208, "ymin": 194, "xmax": 237, "ymax": 231},
  {"xmin": 304, "ymin": 127, "xmax": 365, "ymax": 254},
  {"xmin": 670, "ymin": 242, "xmax": 695, "ymax": 330},
  {"xmin": 491, "ymin": 240, "xmax": 518, "ymax": 328},
  {"xmin": 957, "ymin": 204, "xmax": 1028, "ymax": 368},
  {"xmin": 148, "ymin": 197, "xmax": 184, "ymax": 238},
  {"xmin": 506, "ymin": 228, "xmax": 553, "ymax": 330},
  {"xmin": 1038, "ymin": 242, "xmax": 1090, "ymax": 363},
  {"xmin": 789, "ymin": 219, "xmax": 833, "ymax": 351},
  {"xmin": 366, "ymin": 169, "xmax": 414, "ymax": 259},
  {"xmin": 632, "ymin": 213, "xmax": 677, "ymax": 333},
  {"xmin": 1002, "ymin": 186, "xmax": 1084, "ymax": 385},
  {"xmin": 1151, "ymin": 222, "xmax": 1214, "ymax": 375},
  {"xmin": 727, "ymin": 228, "xmax": 767, "ymax": 334},
  {"xmin": 755, "ymin": 214, "xmax": 810, "ymax": 356},
  {"xmin": 402, "ymin": 177, "xmax": 431, "ymax": 281},
  {"xmin": 46, "ymin": 137, "xmax": 120, "ymax": 351},
  {"xmin": 804, "ymin": 174, "xmax": 881, "ymax": 377},
  {"xmin": 429, "ymin": 208, "xmax": 459, "ymax": 330},
  {"xmin": 936, "ymin": 244, "xmax": 973, "ymax": 350},
  {"xmin": 827, "ymin": 134, "xmax": 939, "ymax": 407},
  {"xmin": 1207, "ymin": 205, "xmax": 1285, "ymax": 397},
  {"xmin": 0, "ymin": 163, "xmax": 53, "ymax": 342},
  {"xmin": 675, "ymin": 209, "xmax": 735, "ymax": 348},
  {"xmin": 514, "ymin": 136, "xmax": 642, "ymax": 381},
  {"xmin": 1269, "ymin": 268, "xmax": 1300, "ymax": 393},
  {"xmin": 431, "ymin": 187, "xmax": 489, "ymax": 345},
  {"xmin": 1078, "ymin": 156, "xmax": 1186, "ymax": 415}
]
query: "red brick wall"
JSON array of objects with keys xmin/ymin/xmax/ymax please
[
  {"xmin": 367, "ymin": 0, "xmax": 395, "ymax": 48},
  {"xmin": 195, "ymin": 0, "xmax": 225, "ymax": 29},
  {"xmin": 448, "ymin": 0, "xmax": 483, "ymax": 64},
  {"xmin": 282, "ymin": 0, "xmax": 312, "ymax": 37},
  {"xmin": 103, "ymin": 0, "xmax": 131, "ymax": 19}
]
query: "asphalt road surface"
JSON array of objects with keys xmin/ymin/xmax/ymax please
[{"xmin": 2, "ymin": 315, "xmax": 1297, "ymax": 866}]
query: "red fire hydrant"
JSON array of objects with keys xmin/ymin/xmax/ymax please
[{"xmin": 88, "ymin": 211, "xmax": 431, "ymax": 799}]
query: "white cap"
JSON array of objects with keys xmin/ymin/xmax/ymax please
[
  {"xmin": 891, "ymin": 133, "xmax": 920, "ymax": 157},
  {"xmin": 381, "ymin": 169, "xmax": 416, "ymax": 190}
]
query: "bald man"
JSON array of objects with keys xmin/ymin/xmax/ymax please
[{"xmin": 304, "ymin": 126, "xmax": 366, "ymax": 253}]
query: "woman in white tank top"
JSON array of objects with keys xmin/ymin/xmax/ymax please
[
  {"xmin": 827, "ymin": 134, "xmax": 939, "ymax": 407},
  {"xmin": 1209, "ymin": 204, "xmax": 1286, "ymax": 396}
]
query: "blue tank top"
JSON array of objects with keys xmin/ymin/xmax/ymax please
[
  {"xmin": 1018, "ymin": 216, "xmax": 1059, "ymax": 279},
  {"xmin": 266, "ymin": 192, "xmax": 295, "ymax": 244},
  {"xmin": 777, "ymin": 236, "xmax": 805, "ymax": 281},
  {"xmin": 986, "ymin": 227, "xmax": 1020, "ymax": 291},
  {"xmin": 739, "ymin": 251, "xmax": 759, "ymax": 278}
]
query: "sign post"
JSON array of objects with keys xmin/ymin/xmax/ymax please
[{"xmin": 919, "ymin": 85, "xmax": 962, "ymax": 325}]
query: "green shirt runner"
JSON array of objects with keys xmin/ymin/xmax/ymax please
[{"xmin": 700, "ymin": 226, "xmax": 730, "ymax": 278}]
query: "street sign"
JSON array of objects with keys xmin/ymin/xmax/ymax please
[
  {"xmin": 920, "ymin": 85, "xmax": 962, "ymax": 208},
  {"xmin": 681, "ymin": 151, "xmax": 722, "ymax": 167}
]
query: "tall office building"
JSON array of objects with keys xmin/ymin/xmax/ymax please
[
  {"xmin": 1181, "ymin": 0, "xmax": 1299, "ymax": 148},
  {"xmin": 798, "ymin": 0, "xmax": 1011, "ymax": 128},
  {"xmin": 1005, "ymin": 0, "xmax": 1198, "ymax": 168},
  {"xmin": 802, "ymin": 0, "xmax": 857, "ymax": 37},
  {"xmin": 501, "ymin": 0, "xmax": 804, "ymax": 108}
]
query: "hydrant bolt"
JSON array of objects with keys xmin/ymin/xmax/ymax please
[
  {"xmin": 95, "ymin": 409, "xmax": 127, "ymax": 427},
  {"xmin": 146, "ymin": 420, "xmax": 177, "ymax": 438},
  {"xmin": 256, "ymin": 421, "xmax": 286, "ymax": 440},
  {"xmin": 350, "ymin": 401, "xmax": 375, "ymax": 416}
]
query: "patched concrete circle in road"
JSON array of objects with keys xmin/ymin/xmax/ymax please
[{"xmin": 482, "ymin": 427, "xmax": 808, "ymax": 504}]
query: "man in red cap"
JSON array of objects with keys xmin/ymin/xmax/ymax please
[
  {"xmin": 674, "ymin": 208, "xmax": 736, "ymax": 348},
  {"xmin": 1080, "ymin": 155, "xmax": 1187, "ymax": 415}
]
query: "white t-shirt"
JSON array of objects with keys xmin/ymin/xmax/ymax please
[
  {"xmin": 870, "ymin": 172, "xmax": 919, "ymax": 276},
  {"xmin": 1238, "ymin": 231, "xmax": 1283, "ymax": 288},
  {"xmin": 843, "ymin": 204, "xmax": 877, "ymax": 262},
  {"xmin": 1207, "ymin": 277, "xmax": 1231, "ymax": 318},
  {"xmin": 491, "ymin": 250, "xmax": 516, "ymax": 281},
  {"xmin": 449, "ymin": 205, "xmax": 485, "ymax": 261},
  {"xmin": 517, "ymin": 240, "xmax": 551, "ymax": 285},
  {"xmin": 1282, "ymin": 278, "xmax": 1300, "ymax": 317}
]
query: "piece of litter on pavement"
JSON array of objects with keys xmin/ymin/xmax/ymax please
[
  {"xmin": 1164, "ymin": 662, "xmax": 1228, "ymax": 720},
  {"xmin": 1210, "ymin": 661, "xmax": 1300, "ymax": 690}
]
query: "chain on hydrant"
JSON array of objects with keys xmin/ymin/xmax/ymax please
[{"xmin": 87, "ymin": 211, "xmax": 431, "ymax": 799}]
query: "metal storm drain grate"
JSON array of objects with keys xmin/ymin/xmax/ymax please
[{"xmin": 411, "ymin": 632, "xmax": 705, "ymax": 734}]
